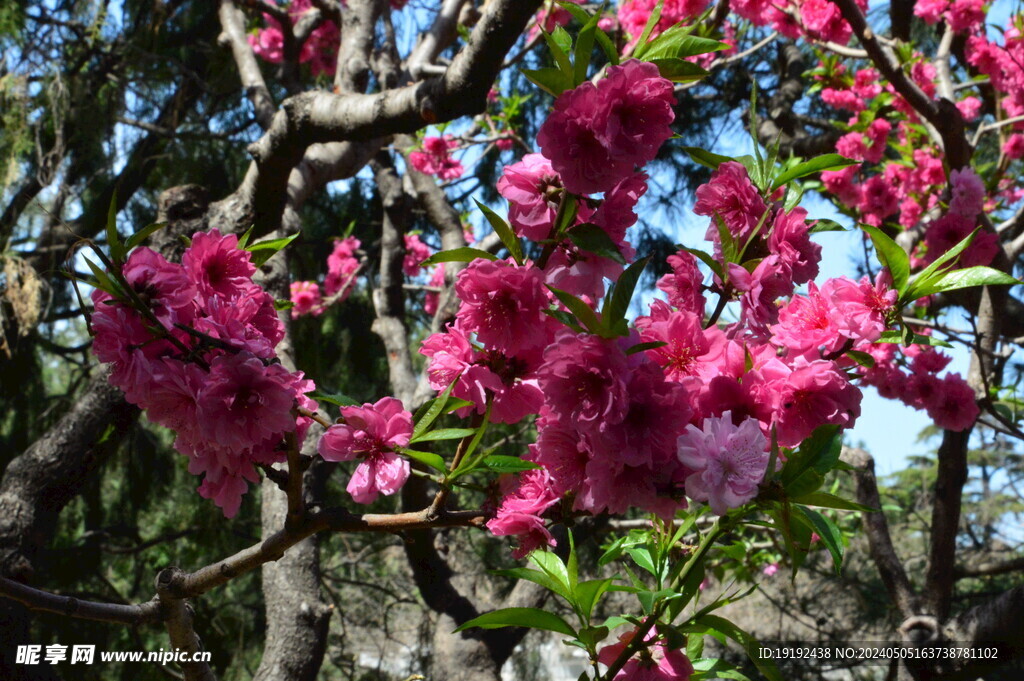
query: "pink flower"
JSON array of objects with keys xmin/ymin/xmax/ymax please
[
  {"xmin": 924, "ymin": 213, "xmax": 998, "ymax": 268},
  {"xmin": 836, "ymin": 119, "xmax": 890, "ymax": 164},
  {"xmin": 324, "ymin": 236, "xmax": 361, "ymax": 299},
  {"xmin": 1004, "ymin": 134, "xmax": 1024, "ymax": 159},
  {"xmin": 769, "ymin": 206, "xmax": 821, "ymax": 285},
  {"xmin": 821, "ymin": 165, "xmax": 862, "ymax": 207},
  {"xmin": 949, "ymin": 167, "xmax": 985, "ymax": 219},
  {"xmin": 497, "ymin": 153, "xmax": 562, "ymax": 241},
  {"xmin": 539, "ymin": 333, "xmax": 630, "ymax": 427},
  {"xmin": 317, "ymin": 397, "xmax": 413, "ymax": 504},
  {"xmin": 197, "ymin": 353, "xmax": 299, "ymax": 452},
  {"xmin": 822, "ymin": 274, "xmax": 896, "ymax": 343},
  {"xmin": 454, "ymin": 258, "xmax": 550, "ymax": 356},
  {"xmin": 914, "ymin": 0, "xmax": 948, "ymax": 23},
  {"xmin": 695, "ymin": 161, "xmax": 769, "ymax": 247},
  {"xmin": 403, "ymin": 233, "xmax": 432, "ymax": 276},
  {"xmin": 593, "ymin": 172, "xmax": 649, "ymax": 243},
  {"xmin": 290, "ymin": 281, "xmax": 323, "ymax": 318},
  {"xmin": 486, "ymin": 468, "xmax": 560, "ymax": 558},
  {"xmin": 182, "ymin": 229, "xmax": 257, "ymax": 304},
  {"xmin": 121, "ymin": 247, "xmax": 196, "ymax": 326},
  {"xmin": 677, "ymin": 411, "xmax": 769, "ymax": 515},
  {"xmin": 948, "ymin": 0, "xmax": 984, "ymax": 32},
  {"xmin": 657, "ymin": 251, "xmax": 706, "ymax": 315},
  {"xmin": 771, "ymin": 282, "xmax": 844, "ymax": 357},
  {"xmin": 599, "ymin": 630, "xmax": 695, "ymax": 681},
  {"xmin": 800, "ymin": 0, "xmax": 852, "ymax": 45},
  {"xmin": 143, "ymin": 359, "xmax": 206, "ymax": 436},
  {"xmin": 537, "ymin": 60, "xmax": 674, "ymax": 194},
  {"xmin": 409, "ymin": 136, "xmax": 464, "ymax": 181},
  {"xmin": 635, "ymin": 305, "xmax": 711, "ymax": 382},
  {"xmin": 774, "ymin": 359, "xmax": 861, "ymax": 447},
  {"xmin": 529, "ymin": 422, "xmax": 590, "ymax": 496},
  {"xmin": 859, "ymin": 176, "xmax": 899, "ymax": 220},
  {"xmin": 423, "ymin": 264, "xmax": 446, "ymax": 316},
  {"xmin": 923, "ymin": 373, "xmax": 979, "ymax": 431},
  {"xmin": 956, "ymin": 96, "xmax": 982, "ymax": 121},
  {"xmin": 592, "ymin": 61, "xmax": 676, "ymax": 166},
  {"xmin": 763, "ymin": 562, "xmax": 780, "ymax": 577}
]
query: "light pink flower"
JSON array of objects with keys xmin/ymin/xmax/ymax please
[
  {"xmin": 317, "ymin": 397, "xmax": 414, "ymax": 504},
  {"xmin": 290, "ymin": 281, "xmax": 323, "ymax": 318},
  {"xmin": 677, "ymin": 411, "xmax": 769, "ymax": 515},
  {"xmin": 409, "ymin": 136, "xmax": 463, "ymax": 181}
]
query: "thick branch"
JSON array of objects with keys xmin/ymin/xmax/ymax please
[
  {"xmin": 841, "ymin": 447, "xmax": 920, "ymax": 618},
  {"xmin": 156, "ymin": 569, "xmax": 218, "ymax": 681},
  {"xmin": 218, "ymin": 0, "xmax": 276, "ymax": 130},
  {"xmin": 242, "ymin": 0, "xmax": 542, "ymax": 233},
  {"xmin": 923, "ymin": 428, "xmax": 971, "ymax": 619}
]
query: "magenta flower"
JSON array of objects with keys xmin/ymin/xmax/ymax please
[
  {"xmin": 454, "ymin": 258, "xmax": 550, "ymax": 356},
  {"xmin": 324, "ymin": 236, "xmax": 361, "ymax": 299},
  {"xmin": 591, "ymin": 60, "xmax": 676, "ymax": 166},
  {"xmin": 197, "ymin": 353, "xmax": 299, "ymax": 452},
  {"xmin": 538, "ymin": 332, "xmax": 630, "ymax": 427},
  {"xmin": 317, "ymin": 397, "xmax": 413, "ymax": 504},
  {"xmin": 771, "ymin": 282, "xmax": 844, "ymax": 357},
  {"xmin": 768, "ymin": 206, "xmax": 821, "ymax": 285},
  {"xmin": 923, "ymin": 373, "xmax": 979, "ymax": 431},
  {"xmin": 677, "ymin": 411, "xmax": 769, "ymax": 515},
  {"xmin": 182, "ymin": 229, "xmax": 257, "ymax": 304},
  {"xmin": 486, "ymin": 468, "xmax": 560, "ymax": 558},
  {"xmin": 121, "ymin": 247, "xmax": 196, "ymax": 326},
  {"xmin": 695, "ymin": 161, "xmax": 768, "ymax": 247},
  {"xmin": 822, "ymin": 274, "xmax": 896, "ymax": 344},
  {"xmin": 403, "ymin": 233, "xmax": 432, "ymax": 277},
  {"xmin": 657, "ymin": 251, "xmax": 706, "ymax": 315},
  {"xmin": 598, "ymin": 629, "xmax": 695, "ymax": 681}
]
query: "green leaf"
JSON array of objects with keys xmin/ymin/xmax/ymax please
[
  {"xmin": 602, "ymin": 256, "xmax": 649, "ymax": 334},
  {"xmin": 638, "ymin": 29, "xmax": 729, "ymax": 61},
  {"xmin": 876, "ymin": 330, "xmax": 953, "ymax": 348},
  {"xmin": 781, "ymin": 424, "xmax": 841, "ymax": 493},
  {"xmin": 632, "ymin": 0, "xmax": 665, "ymax": 59},
  {"xmin": 421, "ymin": 246, "xmax": 498, "ymax": 266},
  {"xmin": 681, "ymin": 246, "xmax": 724, "ymax": 279},
  {"xmin": 624, "ymin": 341, "xmax": 667, "ymax": 355},
  {"xmin": 683, "ymin": 146, "xmax": 734, "ymax": 171},
  {"xmin": 410, "ymin": 428, "xmax": 477, "ymax": 443},
  {"xmin": 567, "ymin": 223, "xmax": 627, "ymax": 264},
  {"xmin": 548, "ymin": 285, "xmax": 604, "ymax": 335},
  {"xmin": 83, "ymin": 257, "xmax": 120, "ymax": 297},
  {"xmin": 845, "ymin": 350, "xmax": 875, "ymax": 368},
  {"xmin": 106, "ymin": 192, "xmax": 126, "ymax": 265},
  {"xmin": 475, "ymin": 200, "xmax": 523, "ymax": 264},
  {"xmin": 544, "ymin": 308, "xmax": 586, "ymax": 333},
  {"xmin": 696, "ymin": 615, "xmax": 783, "ymax": 681},
  {"xmin": 398, "ymin": 448, "xmax": 446, "ymax": 472},
  {"xmin": 412, "ymin": 379, "xmax": 459, "ymax": 440},
  {"xmin": 905, "ymin": 227, "xmax": 980, "ymax": 300},
  {"xmin": 237, "ymin": 225, "xmax": 255, "ymax": 249},
  {"xmin": 125, "ymin": 222, "xmax": 166, "ymax": 250},
  {"xmin": 555, "ymin": 1, "xmax": 620, "ymax": 65},
  {"xmin": 770, "ymin": 154, "xmax": 857, "ymax": 191},
  {"xmin": 529, "ymin": 551, "xmax": 573, "ymax": 598},
  {"xmin": 542, "ymin": 27, "xmax": 574, "ymax": 76},
  {"xmin": 481, "ymin": 455, "xmax": 541, "ymax": 474},
  {"xmin": 791, "ymin": 491, "xmax": 874, "ymax": 512},
  {"xmin": 305, "ymin": 390, "xmax": 360, "ymax": 408},
  {"xmin": 274, "ymin": 299, "xmax": 295, "ymax": 311},
  {"xmin": 861, "ymin": 225, "xmax": 909, "ymax": 294},
  {"xmin": 908, "ymin": 266, "xmax": 1020, "ymax": 300},
  {"xmin": 649, "ymin": 58, "xmax": 709, "ymax": 83},
  {"xmin": 796, "ymin": 506, "xmax": 844, "ymax": 575},
  {"xmin": 521, "ymin": 67, "xmax": 574, "ymax": 97},
  {"xmin": 453, "ymin": 607, "xmax": 576, "ymax": 637},
  {"xmin": 715, "ymin": 214, "xmax": 739, "ymax": 265},
  {"xmin": 245, "ymin": 232, "xmax": 300, "ymax": 267},
  {"xmin": 809, "ymin": 219, "xmax": 848, "ymax": 233},
  {"xmin": 626, "ymin": 547, "xmax": 658, "ymax": 576},
  {"xmin": 575, "ymin": 578, "xmax": 614, "ymax": 620},
  {"xmin": 493, "ymin": 567, "xmax": 573, "ymax": 602},
  {"xmin": 573, "ymin": 12, "xmax": 599, "ymax": 85}
]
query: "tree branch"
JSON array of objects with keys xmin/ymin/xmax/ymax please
[
  {"xmin": 0, "ymin": 576, "xmax": 161, "ymax": 626},
  {"xmin": 218, "ymin": 0, "xmax": 277, "ymax": 130}
]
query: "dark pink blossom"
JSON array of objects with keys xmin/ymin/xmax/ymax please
[
  {"xmin": 454, "ymin": 258, "xmax": 550, "ymax": 355},
  {"xmin": 497, "ymin": 153, "xmax": 563, "ymax": 241},
  {"xmin": 695, "ymin": 161, "xmax": 769, "ymax": 246},
  {"xmin": 768, "ymin": 206, "xmax": 821, "ymax": 285},
  {"xmin": 657, "ymin": 251, "xmax": 706, "ymax": 315},
  {"xmin": 403, "ymin": 233, "xmax": 432, "ymax": 276},
  {"xmin": 539, "ymin": 333, "xmax": 630, "ymax": 427},
  {"xmin": 182, "ymin": 229, "xmax": 257, "ymax": 304},
  {"xmin": 774, "ymin": 359, "xmax": 861, "ymax": 447},
  {"xmin": 486, "ymin": 468, "xmax": 560, "ymax": 558},
  {"xmin": 324, "ymin": 236, "xmax": 361, "ymax": 299},
  {"xmin": 317, "ymin": 397, "xmax": 413, "ymax": 504},
  {"xmin": 409, "ymin": 136, "xmax": 463, "ymax": 181},
  {"xmin": 290, "ymin": 281, "xmax": 323, "ymax": 318}
]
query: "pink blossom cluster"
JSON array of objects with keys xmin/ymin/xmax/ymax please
[
  {"xmin": 486, "ymin": 468, "xmax": 560, "ymax": 558},
  {"xmin": 730, "ymin": 0, "xmax": 863, "ymax": 46},
  {"xmin": 859, "ymin": 336, "xmax": 979, "ymax": 432},
  {"xmin": 91, "ymin": 231, "xmax": 318, "ymax": 517},
  {"xmin": 248, "ymin": 0, "xmax": 340, "ymax": 77},
  {"xmin": 528, "ymin": 0, "xmax": 584, "ymax": 40},
  {"xmin": 537, "ymin": 60, "xmax": 676, "ymax": 195},
  {"xmin": 914, "ymin": 0, "xmax": 985, "ymax": 34},
  {"xmin": 290, "ymin": 236, "xmax": 362, "ymax": 318},
  {"xmin": 921, "ymin": 168, "xmax": 998, "ymax": 268},
  {"xmin": 403, "ymin": 233, "xmax": 432, "ymax": 276},
  {"xmin": 598, "ymin": 628, "xmax": 695, "ymax": 681},
  {"xmin": 409, "ymin": 136, "xmax": 464, "ymax": 181},
  {"xmin": 618, "ymin": 0, "xmax": 709, "ymax": 48},
  {"xmin": 967, "ymin": 28, "xmax": 1024, "ymax": 133},
  {"xmin": 317, "ymin": 397, "xmax": 413, "ymax": 503}
]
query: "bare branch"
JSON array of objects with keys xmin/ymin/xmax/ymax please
[
  {"xmin": 218, "ymin": 0, "xmax": 276, "ymax": 130},
  {"xmin": 0, "ymin": 576, "xmax": 161, "ymax": 626},
  {"xmin": 156, "ymin": 569, "xmax": 218, "ymax": 681}
]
